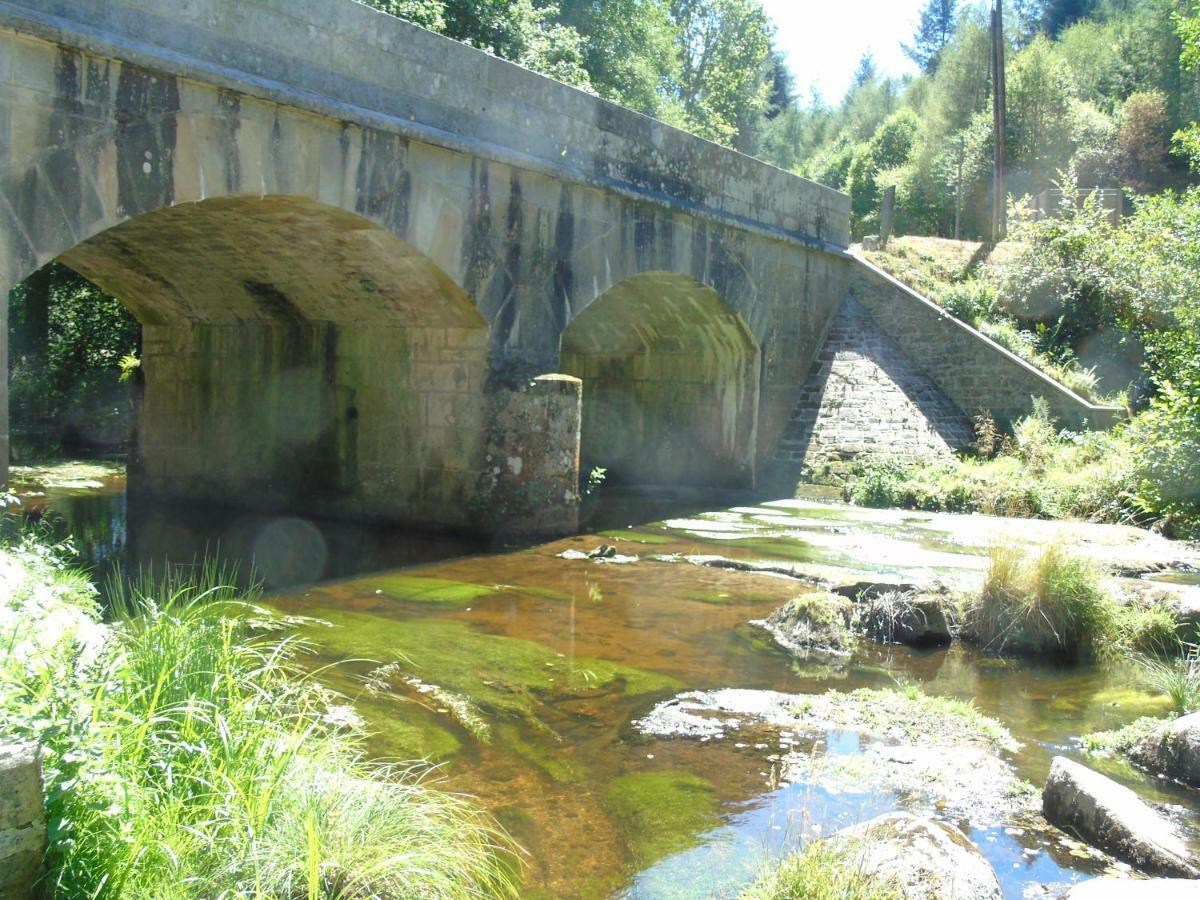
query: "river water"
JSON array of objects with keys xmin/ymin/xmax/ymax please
[{"xmin": 12, "ymin": 463, "xmax": 1200, "ymax": 898}]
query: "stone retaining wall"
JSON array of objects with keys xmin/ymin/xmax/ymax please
[
  {"xmin": 772, "ymin": 296, "xmax": 974, "ymax": 484},
  {"xmin": 0, "ymin": 744, "xmax": 44, "ymax": 900},
  {"xmin": 846, "ymin": 256, "xmax": 1122, "ymax": 430}
]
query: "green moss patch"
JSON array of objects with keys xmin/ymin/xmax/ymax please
[
  {"xmin": 597, "ymin": 529, "xmax": 678, "ymax": 545},
  {"xmin": 602, "ymin": 772, "xmax": 721, "ymax": 866},
  {"xmin": 365, "ymin": 575, "xmax": 499, "ymax": 605}
]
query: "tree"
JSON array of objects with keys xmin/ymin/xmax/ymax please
[
  {"xmin": 1175, "ymin": 0, "xmax": 1200, "ymax": 168},
  {"xmin": 556, "ymin": 0, "xmax": 682, "ymax": 117},
  {"xmin": 851, "ymin": 52, "xmax": 877, "ymax": 89},
  {"xmin": 668, "ymin": 0, "xmax": 775, "ymax": 148},
  {"xmin": 1041, "ymin": 0, "xmax": 1097, "ymax": 36},
  {"xmin": 903, "ymin": 0, "xmax": 959, "ymax": 74},
  {"xmin": 847, "ymin": 109, "xmax": 920, "ymax": 235},
  {"xmin": 1115, "ymin": 91, "xmax": 1173, "ymax": 191}
]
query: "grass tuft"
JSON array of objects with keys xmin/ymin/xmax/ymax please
[
  {"xmin": 964, "ymin": 543, "xmax": 1118, "ymax": 660},
  {"xmin": 740, "ymin": 839, "xmax": 899, "ymax": 900},
  {"xmin": 1138, "ymin": 645, "xmax": 1200, "ymax": 714},
  {"xmin": 1, "ymin": 544, "xmax": 518, "ymax": 899}
]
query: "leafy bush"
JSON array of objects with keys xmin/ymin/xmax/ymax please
[
  {"xmin": 0, "ymin": 546, "xmax": 516, "ymax": 898},
  {"xmin": 938, "ymin": 279, "xmax": 996, "ymax": 324}
]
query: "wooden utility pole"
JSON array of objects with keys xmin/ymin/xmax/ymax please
[{"xmin": 990, "ymin": 0, "xmax": 1007, "ymax": 242}]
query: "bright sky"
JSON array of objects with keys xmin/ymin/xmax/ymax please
[{"xmin": 760, "ymin": 0, "xmax": 927, "ymax": 104}]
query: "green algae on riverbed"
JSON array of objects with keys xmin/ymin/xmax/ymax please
[
  {"xmin": 296, "ymin": 611, "xmax": 683, "ymax": 734},
  {"xmin": 603, "ymin": 772, "xmax": 722, "ymax": 866}
]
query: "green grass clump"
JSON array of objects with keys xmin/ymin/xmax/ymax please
[
  {"xmin": 839, "ymin": 687, "xmax": 1016, "ymax": 751},
  {"xmin": 964, "ymin": 543, "xmax": 1118, "ymax": 661},
  {"xmin": 1, "ymin": 548, "xmax": 517, "ymax": 898},
  {"xmin": 1138, "ymin": 645, "xmax": 1200, "ymax": 714},
  {"xmin": 1082, "ymin": 716, "xmax": 1169, "ymax": 755},
  {"xmin": 740, "ymin": 839, "xmax": 899, "ymax": 900}
]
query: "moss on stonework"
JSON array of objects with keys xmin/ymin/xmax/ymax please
[
  {"xmin": 299, "ymin": 610, "xmax": 682, "ymax": 737},
  {"xmin": 602, "ymin": 772, "xmax": 721, "ymax": 866}
]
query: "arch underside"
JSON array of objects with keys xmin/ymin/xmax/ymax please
[
  {"xmin": 561, "ymin": 272, "xmax": 761, "ymax": 490},
  {"xmin": 59, "ymin": 196, "xmax": 490, "ymax": 524}
]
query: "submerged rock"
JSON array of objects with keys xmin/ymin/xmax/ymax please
[
  {"xmin": 1061, "ymin": 877, "xmax": 1200, "ymax": 899},
  {"xmin": 830, "ymin": 813, "xmax": 1002, "ymax": 900},
  {"xmin": 1129, "ymin": 712, "xmax": 1200, "ymax": 789},
  {"xmin": 636, "ymin": 687, "xmax": 1031, "ymax": 826},
  {"xmin": 756, "ymin": 592, "xmax": 856, "ymax": 655},
  {"xmin": 1041, "ymin": 756, "xmax": 1199, "ymax": 878},
  {"xmin": 859, "ymin": 590, "xmax": 955, "ymax": 647}
]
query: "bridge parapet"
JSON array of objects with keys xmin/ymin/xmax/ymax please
[{"xmin": 2, "ymin": 0, "xmax": 849, "ymax": 250}]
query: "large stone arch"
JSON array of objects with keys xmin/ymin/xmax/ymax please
[
  {"xmin": 0, "ymin": 40, "xmax": 590, "ymax": 532},
  {"xmin": 560, "ymin": 272, "xmax": 761, "ymax": 490},
  {"xmin": 61, "ymin": 196, "xmax": 490, "ymax": 523}
]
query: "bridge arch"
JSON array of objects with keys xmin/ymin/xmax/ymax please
[
  {"xmin": 560, "ymin": 272, "xmax": 761, "ymax": 490},
  {"xmin": 6, "ymin": 189, "xmax": 491, "ymax": 524}
]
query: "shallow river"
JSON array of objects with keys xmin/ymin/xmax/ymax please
[{"xmin": 14, "ymin": 463, "xmax": 1200, "ymax": 899}]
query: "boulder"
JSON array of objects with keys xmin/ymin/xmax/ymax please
[
  {"xmin": 1130, "ymin": 711, "xmax": 1200, "ymax": 788},
  {"xmin": 759, "ymin": 593, "xmax": 856, "ymax": 655},
  {"xmin": 1042, "ymin": 756, "xmax": 1198, "ymax": 878},
  {"xmin": 831, "ymin": 812, "xmax": 1002, "ymax": 899},
  {"xmin": 861, "ymin": 591, "xmax": 954, "ymax": 647},
  {"xmin": 1061, "ymin": 877, "xmax": 1200, "ymax": 899}
]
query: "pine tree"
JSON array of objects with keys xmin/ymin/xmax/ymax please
[{"xmin": 903, "ymin": 0, "xmax": 959, "ymax": 74}]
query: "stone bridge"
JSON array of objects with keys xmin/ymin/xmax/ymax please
[{"xmin": 0, "ymin": 0, "xmax": 1118, "ymax": 534}]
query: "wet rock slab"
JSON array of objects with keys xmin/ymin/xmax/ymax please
[
  {"xmin": 635, "ymin": 687, "xmax": 1033, "ymax": 826},
  {"xmin": 1129, "ymin": 712, "xmax": 1200, "ymax": 789},
  {"xmin": 1042, "ymin": 756, "xmax": 1199, "ymax": 878}
]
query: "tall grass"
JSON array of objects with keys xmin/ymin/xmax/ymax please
[
  {"xmin": 1139, "ymin": 645, "xmax": 1200, "ymax": 714},
  {"xmin": 740, "ymin": 839, "xmax": 898, "ymax": 900},
  {"xmin": 1, "ymin": 551, "xmax": 517, "ymax": 898},
  {"xmin": 965, "ymin": 544, "xmax": 1118, "ymax": 660}
]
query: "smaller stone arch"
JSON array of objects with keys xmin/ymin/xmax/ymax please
[{"xmin": 560, "ymin": 272, "xmax": 761, "ymax": 490}]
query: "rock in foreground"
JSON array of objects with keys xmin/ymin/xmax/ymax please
[
  {"xmin": 1042, "ymin": 756, "xmax": 1198, "ymax": 878},
  {"xmin": 1130, "ymin": 712, "xmax": 1200, "ymax": 789},
  {"xmin": 832, "ymin": 813, "xmax": 1002, "ymax": 900},
  {"xmin": 1062, "ymin": 877, "xmax": 1200, "ymax": 899}
]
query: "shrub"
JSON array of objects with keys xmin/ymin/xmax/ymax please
[
  {"xmin": 938, "ymin": 279, "xmax": 996, "ymax": 325},
  {"xmin": 0, "ymin": 550, "xmax": 517, "ymax": 898},
  {"xmin": 964, "ymin": 543, "xmax": 1118, "ymax": 660}
]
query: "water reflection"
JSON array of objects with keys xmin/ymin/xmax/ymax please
[{"xmin": 16, "ymin": 469, "xmax": 1200, "ymax": 899}]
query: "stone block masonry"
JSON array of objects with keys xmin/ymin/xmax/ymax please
[
  {"xmin": 772, "ymin": 296, "xmax": 974, "ymax": 485},
  {"xmin": 0, "ymin": 0, "xmax": 1116, "ymax": 535},
  {"xmin": 0, "ymin": 743, "xmax": 45, "ymax": 900},
  {"xmin": 846, "ymin": 255, "xmax": 1122, "ymax": 431}
]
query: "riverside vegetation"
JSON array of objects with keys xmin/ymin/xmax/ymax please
[{"xmin": 0, "ymin": 523, "xmax": 517, "ymax": 898}]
